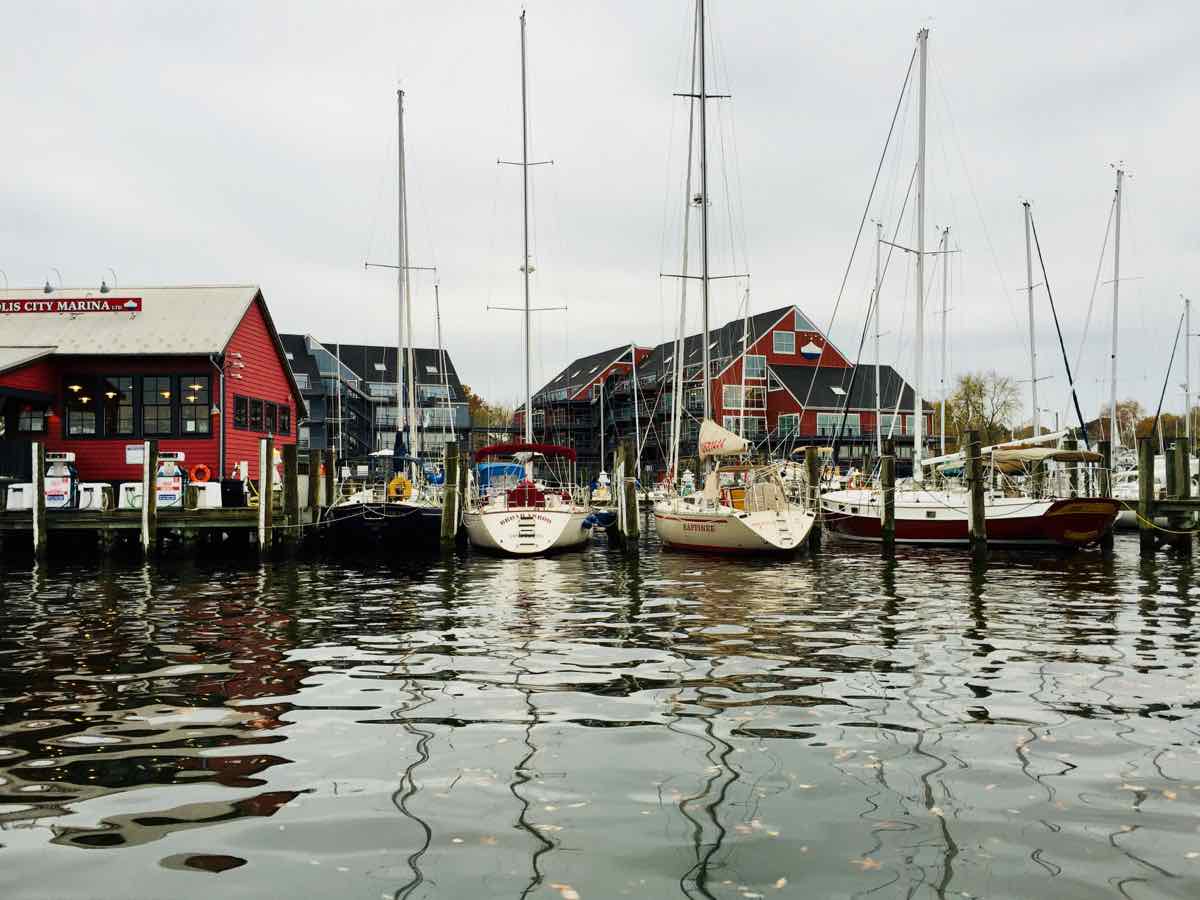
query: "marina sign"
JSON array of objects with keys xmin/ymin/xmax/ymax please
[{"xmin": 0, "ymin": 297, "xmax": 142, "ymax": 314}]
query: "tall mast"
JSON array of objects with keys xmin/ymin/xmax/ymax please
[
  {"xmin": 698, "ymin": 0, "xmax": 711, "ymax": 422},
  {"xmin": 939, "ymin": 225, "xmax": 950, "ymax": 453},
  {"xmin": 398, "ymin": 89, "xmax": 417, "ymax": 461},
  {"xmin": 435, "ymin": 282, "xmax": 452, "ymax": 445},
  {"xmin": 520, "ymin": 10, "xmax": 533, "ymax": 444},
  {"xmin": 667, "ymin": 10, "xmax": 700, "ymax": 485},
  {"xmin": 874, "ymin": 221, "xmax": 883, "ymax": 459},
  {"xmin": 400, "ymin": 90, "xmax": 410, "ymax": 451},
  {"xmin": 1110, "ymin": 166, "xmax": 1124, "ymax": 447},
  {"xmin": 1024, "ymin": 201, "xmax": 1038, "ymax": 438},
  {"xmin": 912, "ymin": 27, "xmax": 928, "ymax": 482},
  {"xmin": 631, "ymin": 346, "xmax": 642, "ymax": 473}
]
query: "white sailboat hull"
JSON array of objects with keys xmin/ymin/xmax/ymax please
[
  {"xmin": 653, "ymin": 499, "xmax": 815, "ymax": 554},
  {"xmin": 464, "ymin": 506, "xmax": 592, "ymax": 556}
]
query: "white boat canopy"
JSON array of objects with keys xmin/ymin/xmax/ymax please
[{"xmin": 698, "ymin": 418, "xmax": 749, "ymax": 460}]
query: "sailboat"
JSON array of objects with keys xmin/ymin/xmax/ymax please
[
  {"xmin": 821, "ymin": 28, "xmax": 1118, "ymax": 548},
  {"xmin": 324, "ymin": 89, "xmax": 443, "ymax": 547},
  {"xmin": 462, "ymin": 11, "xmax": 593, "ymax": 556},
  {"xmin": 652, "ymin": 0, "xmax": 816, "ymax": 555}
]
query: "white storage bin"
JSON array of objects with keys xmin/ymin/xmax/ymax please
[
  {"xmin": 5, "ymin": 483, "xmax": 35, "ymax": 510},
  {"xmin": 77, "ymin": 483, "xmax": 113, "ymax": 511}
]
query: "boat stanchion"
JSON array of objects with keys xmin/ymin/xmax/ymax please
[
  {"xmin": 966, "ymin": 430, "xmax": 987, "ymax": 561},
  {"xmin": 141, "ymin": 439, "xmax": 158, "ymax": 556},
  {"xmin": 441, "ymin": 441, "xmax": 460, "ymax": 547},
  {"xmin": 804, "ymin": 445, "xmax": 821, "ymax": 552},
  {"xmin": 1137, "ymin": 436, "xmax": 1156, "ymax": 557},
  {"xmin": 32, "ymin": 441, "xmax": 47, "ymax": 558},
  {"xmin": 880, "ymin": 439, "xmax": 895, "ymax": 558}
]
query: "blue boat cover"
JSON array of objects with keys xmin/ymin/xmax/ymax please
[{"xmin": 476, "ymin": 462, "xmax": 524, "ymax": 490}]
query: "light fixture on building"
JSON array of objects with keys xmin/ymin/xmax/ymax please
[
  {"xmin": 184, "ymin": 395, "xmax": 196, "ymax": 403},
  {"xmin": 104, "ymin": 391, "xmax": 116, "ymax": 399},
  {"xmin": 188, "ymin": 383, "xmax": 202, "ymax": 390},
  {"xmin": 161, "ymin": 390, "xmax": 171, "ymax": 399},
  {"xmin": 100, "ymin": 280, "xmax": 109, "ymax": 293},
  {"xmin": 80, "ymin": 396, "xmax": 90, "ymax": 404},
  {"xmin": 43, "ymin": 281, "xmax": 53, "ymax": 294},
  {"xmin": 68, "ymin": 384, "xmax": 82, "ymax": 392}
]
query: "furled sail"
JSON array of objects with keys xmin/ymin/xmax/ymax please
[{"xmin": 698, "ymin": 417, "xmax": 749, "ymax": 460}]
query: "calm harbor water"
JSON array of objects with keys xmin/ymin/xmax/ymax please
[{"xmin": 1, "ymin": 531, "xmax": 1197, "ymax": 899}]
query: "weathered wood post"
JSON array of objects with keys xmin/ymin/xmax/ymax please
[
  {"xmin": 1172, "ymin": 438, "xmax": 1192, "ymax": 552},
  {"xmin": 258, "ymin": 436, "xmax": 274, "ymax": 552},
  {"xmin": 966, "ymin": 430, "xmax": 986, "ymax": 560},
  {"xmin": 1098, "ymin": 439, "xmax": 1114, "ymax": 555},
  {"xmin": 1137, "ymin": 435, "xmax": 1156, "ymax": 557},
  {"xmin": 282, "ymin": 444, "xmax": 299, "ymax": 551},
  {"xmin": 308, "ymin": 448, "xmax": 322, "ymax": 519},
  {"xmin": 323, "ymin": 448, "xmax": 335, "ymax": 510},
  {"xmin": 804, "ymin": 445, "xmax": 821, "ymax": 551},
  {"xmin": 31, "ymin": 441, "xmax": 46, "ymax": 557},
  {"xmin": 880, "ymin": 438, "xmax": 895, "ymax": 558},
  {"xmin": 441, "ymin": 441, "xmax": 460, "ymax": 546},
  {"xmin": 620, "ymin": 440, "xmax": 640, "ymax": 548},
  {"xmin": 1063, "ymin": 436, "xmax": 1079, "ymax": 497},
  {"xmin": 140, "ymin": 439, "xmax": 157, "ymax": 556}
]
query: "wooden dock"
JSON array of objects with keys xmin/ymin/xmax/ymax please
[{"xmin": 0, "ymin": 439, "xmax": 335, "ymax": 557}]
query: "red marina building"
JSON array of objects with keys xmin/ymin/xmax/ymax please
[{"xmin": 0, "ymin": 285, "xmax": 304, "ymax": 485}]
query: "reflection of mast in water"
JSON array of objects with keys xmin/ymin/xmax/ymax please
[
  {"xmin": 510, "ymin": 644, "xmax": 555, "ymax": 899},
  {"xmin": 391, "ymin": 686, "xmax": 435, "ymax": 900}
]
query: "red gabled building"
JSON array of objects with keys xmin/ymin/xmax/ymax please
[
  {"xmin": 525, "ymin": 304, "xmax": 932, "ymax": 479},
  {"xmin": 0, "ymin": 285, "xmax": 305, "ymax": 484}
]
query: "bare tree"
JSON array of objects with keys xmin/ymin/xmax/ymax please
[{"xmin": 945, "ymin": 371, "xmax": 1021, "ymax": 444}]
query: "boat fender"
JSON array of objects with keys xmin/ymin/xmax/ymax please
[
  {"xmin": 190, "ymin": 463, "xmax": 212, "ymax": 483},
  {"xmin": 388, "ymin": 473, "xmax": 413, "ymax": 500}
]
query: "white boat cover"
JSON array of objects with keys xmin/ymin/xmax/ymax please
[
  {"xmin": 698, "ymin": 418, "xmax": 749, "ymax": 460},
  {"xmin": 991, "ymin": 447, "xmax": 1102, "ymax": 464}
]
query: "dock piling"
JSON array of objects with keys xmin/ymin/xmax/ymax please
[
  {"xmin": 441, "ymin": 442, "xmax": 460, "ymax": 546},
  {"xmin": 140, "ymin": 439, "xmax": 158, "ymax": 556},
  {"xmin": 282, "ymin": 444, "xmax": 299, "ymax": 550},
  {"xmin": 258, "ymin": 437, "xmax": 274, "ymax": 552},
  {"xmin": 804, "ymin": 446, "xmax": 821, "ymax": 552},
  {"xmin": 32, "ymin": 442, "xmax": 46, "ymax": 557},
  {"xmin": 966, "ymin": 430, "xmax": 987, "ymax": 560},
  {"xmin": 880, "ymin": 438, "xmax": 895, "ymax": 558},
  {"xmin": 1098, "ymin": 439, "xmax": 1114, "ymax": 555},
  {"xmin": 619, "ymin": 441, "xmax": 640, "ymax": 548},
  {"xmin": 1137, "ymin": 436, "xmax": 1156, "ymax": 556},
  {"xmin": 308, "ymin": 448, "xmax": 322, "ymax": 518},
  {"xmin": 1172, "ymin": 438, "xmax": 1193, "ymax": 553}
]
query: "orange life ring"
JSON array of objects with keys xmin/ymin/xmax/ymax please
[{"xmin": 190, "ymin": 463, "xmax": 212, "ymax": 483}]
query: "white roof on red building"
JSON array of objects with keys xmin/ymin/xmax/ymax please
[{"xmin": 0, "ymin": 284, "xmax": 262, "ymax": 361}]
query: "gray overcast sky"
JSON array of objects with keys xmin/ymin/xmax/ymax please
[{"xmin": 2, "ymin": 1, "xmax": 1196, "ymax": 427}]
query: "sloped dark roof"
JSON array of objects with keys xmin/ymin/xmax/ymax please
[
  {"xmin": 773, "ymin": 363, "xmax": 930, "ymax": 412},
  {"xmin": 279, "ymin": 335, "xmax": 465, "ymax": 397},
  {"xmin": 279, "ymin": 333, "xmax": 322, "ymax": 392},
  {"xmin": 638, "ymin": 305, "xmax": 803, "ymax": 382},
  {"xmin": 533, "ymin": 344, "xmax": 637, "ymax": 400}
]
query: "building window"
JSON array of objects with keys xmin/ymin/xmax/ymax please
[
  {"xmin": 722, "ymin": 385, "xmax": 742, "ymax": 409},
  {"xmin": 18, "ymin": 406, "xmax": 46, "ymax": 433},
  {"xmin": 744, "ymin": 386, "xmax": 766, "ymax": 409},
  {"xmin": 768, "ymin": 369, "xmax": 786, "ymax": 392},
  {"xmin": 63, "ymin": 377, "xmax": 97, "ymax": 436},
  {"xmin": 180, "ymin": 376, "xmax": 211, "ymax": 435},
  {"xmin": 265, "ymin": 401, "xmax": 277, "ymax": 434},
  {"xmin": 744, "ymin": 355, "xmax": 766, "ymax": 379},
  {"xmin": 816, "ymin": 412, "xmax": 860, "ymax": 437},
  {"xmin": 878, "ymin": 414, "xmax": 905, "ymax": 436},
  {"xmin": 778, "ymin": 413, "xmax": 799, "ymax": 436},
  {"xmin": 278, "ymin": 404, "xmax": 291, "ymax": 435},
  {"xmin": 722, "ymin": 415, "xmax": 739, "ymax": 433},
  {"xmin": 294, "ymin": 373, "xmax": 310, "ymax": 390},
  {"xmin": 103, "ymin": 376, "xmax": 134, "ymax": 435},
  {"xmin": 234, "ymin": 395, "xmax": 249, "ymax": 430},
  {"xmin": 419, "ymin": 384, "xmax": 451, "ymax": 402},
  {"xmin": 773, "ymin": 331, "xmax": 795, "ymax": 354},
  {"xmin": 742, "ymin": 416, "xmax": 766, "ymax": 438},
  {"xmin": 250, "ymin": 399, "xmax": 264, "ymax": 431},
  {"xmin": 141, "ymin": 376, "xmax": 173, "ymax": 435}
]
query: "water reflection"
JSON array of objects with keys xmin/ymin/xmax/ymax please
[{"xmin": 1, "ymin": 535, "xmax": 1198, "ymax": 898}]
